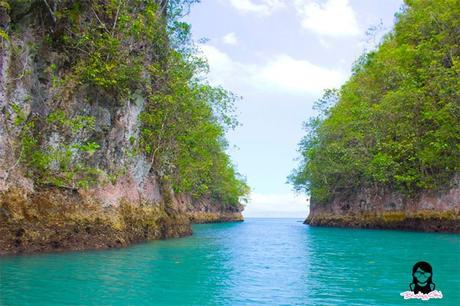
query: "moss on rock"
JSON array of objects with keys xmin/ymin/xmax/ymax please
[
  {"xmin": 305, "ymin": 210, "xmax": 460, "ymax": 233},
  {"xmin": 0, "ymin": 187, "xmax": 192, "ymax": 255},
  {"xmin": 188, "ymin": 211, "xmax": 244, "ymax": 224}
]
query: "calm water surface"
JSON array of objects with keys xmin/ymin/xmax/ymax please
[{"xmin": 1, "ymin": 218, "xmax": 459, "ymax": 305}]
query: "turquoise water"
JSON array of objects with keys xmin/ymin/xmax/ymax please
[{"xmin": 0, "ymin": 218, "xmax": 459, "ymax": 305}]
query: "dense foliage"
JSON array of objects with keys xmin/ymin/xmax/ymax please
[
  {"xmin": 289, "ymin": 0, "xmax": 460, "ymax": 203},
  {"xmin": 3, "ymin": 0, "xmax": 248, "ymax": 205}
]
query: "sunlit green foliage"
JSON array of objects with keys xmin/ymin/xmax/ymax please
[
  {"xmin": 289, "ymin": 0, "xmax": 460, "ymax": 203},
  {"xmin": 141, "ymin": 47, "xmax": 248, "ymax": 204},
  {"xmin": 17, "ymin": 109, "xmax": 102, "ymax": 189}
]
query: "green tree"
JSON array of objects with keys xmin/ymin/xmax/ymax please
[{"xmin": 289, "ymin": 0, "xmax": 460, "ymax": 203}]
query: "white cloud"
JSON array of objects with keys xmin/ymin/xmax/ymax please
[
  {"xmin": 200, "ymin": 45, "xmax": 250, "ymax": 87},
  {"xmin": 294, "ymin": 0, "xmax": 360, "ymax": 37},
  {"xmin": 201, "ymin": 45, "xmax": 346, "ymax": 94},
  {"xmin": 243, "ymin": 192, "xmax": 309, "ymax": 218},
  {"xmin": 228, "ymin": 0, "xmax": 286, "ymax": 16},
  {"xmin": 254, "ymin": 54, "xmax": 346, "ymax": 94},
  {"xmin": 222, "ymin": 32, "xmax": 239, "ymax": 45}
]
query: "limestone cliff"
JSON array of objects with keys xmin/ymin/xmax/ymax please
[
  {"xmin": 0, "ymin": 1, "xmax": 245, "ymax": 255},
  {"xmin": 306, "ymin": 177, "xmax": 460, "ymax": 232}
]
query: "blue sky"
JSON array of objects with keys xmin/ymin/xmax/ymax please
[{"xmin": 185, "ymin": 0, "xmax": 403, "ymax": 217}]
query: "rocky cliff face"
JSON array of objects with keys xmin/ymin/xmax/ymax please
[
  {"xmin": 306, "ymin": 177, "xmax": 459, "ymax": 232},
  {"xmin": 0, "ymin": 1, "xmax": 243, "ymax": 255}
]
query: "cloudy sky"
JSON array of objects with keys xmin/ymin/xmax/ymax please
[{"xmin": 185, "ymin": 0, "xmax": 403, "ymax": 218}]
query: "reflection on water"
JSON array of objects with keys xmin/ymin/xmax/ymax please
[{"xmin": 1, "ymin": 219, "xmax": 459, "ymax": 305}]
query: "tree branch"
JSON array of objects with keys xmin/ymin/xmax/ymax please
[
  {"xmin": 91, "ymin": 7, "xmax": 110, "ymax": 34},
  {"xmin": 42, "ymin": 0, "xmax": 56, "ymax": 23}
]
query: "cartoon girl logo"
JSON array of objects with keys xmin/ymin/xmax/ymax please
[
  {"xmin": 410, "ymin": 261, "xmax": 435, "ymax": 294},
  {"xmin": 400, "ymin": 261, "xmax": 443, "ymax": 300}
]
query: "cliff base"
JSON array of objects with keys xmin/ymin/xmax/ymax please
[
  {"xmin": 306, "ymin": 179, "xmax": 459, "ymax": 233},
  {"xmin": 0, "ymin": 188, "xmax": 191, "ymax": 255},
  {"xmin": 0, "ymin": 187, "xmax": 246, "ymax": 255},
  {"xmin": 188, "ymin": 212, "xmax": 244, "ymax": 223},
  {"xmin": 305, "ymin": 211, "xmax": 460, "ymax": 233}
]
